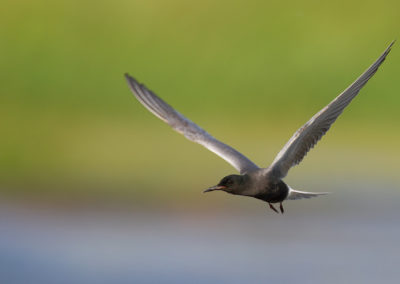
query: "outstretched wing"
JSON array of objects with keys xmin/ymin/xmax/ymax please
[
  {"xmin": 125, "ymin": 74, "xmax": 259, "ymax": 174},
  {"xmin": 268, "ymin": 41, "xmax": 394, "ymax": 179}
]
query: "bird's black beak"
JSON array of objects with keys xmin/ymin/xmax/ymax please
[{"xmin": 204, "ymin": 185, "xmax": 226, "ymax": 193}]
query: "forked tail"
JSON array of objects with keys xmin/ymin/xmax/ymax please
[{"xmin": 286, "ymin": 187, "xmax": 330, "ymax": 200}]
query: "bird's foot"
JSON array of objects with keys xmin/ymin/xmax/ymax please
[
  {"xmin": 280, "ymin": 202, "xmax": 284, "ymax": 214},
  {"xmin": 269, "ymin": 203, "xmax": 279, "ymax": 214}
]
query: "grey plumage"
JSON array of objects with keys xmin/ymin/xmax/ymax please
[
  {"xmin": 268, "ymin": 41, "xmax": 394, "ymax": 180},
  {"xmin": 125, "ymin": 42, "xmax": 393, "ymax": 213},
  {"xmin": 286, "ymin": 188, "xmax": 330, "ymax": 200},
  {"xmin": 125, "ymin": 75, "xmax": 259, "ymax": 174}
]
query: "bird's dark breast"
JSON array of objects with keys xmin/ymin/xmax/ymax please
[{"xmin": 254, "ymin": 180, "xmax": 289, "ymax": 203}]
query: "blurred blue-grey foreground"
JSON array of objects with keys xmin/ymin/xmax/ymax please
[
  {"xmin": 1, "ymin": 0, "xmax": 399, "ymax": 283},
  {"xmin": 1, "ymin": 183, "xmax": 400, "ymax": 284}
]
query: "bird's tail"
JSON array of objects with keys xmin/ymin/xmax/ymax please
[{"xmin": 286, "ymin": 187, "xmax": 330, "ymax": 200}]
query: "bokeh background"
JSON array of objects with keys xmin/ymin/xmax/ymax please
[{"xmin": 1, "ymin": 0, "xmax": 400, "ymax": 283}]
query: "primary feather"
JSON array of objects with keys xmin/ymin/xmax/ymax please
[
  {"xmin": 268, "ymin": 41, "xmax": 394, "ymax": 179},
  {"xmin": 125, "ymin": 74, "xmax": 259, "ymax": 174}
]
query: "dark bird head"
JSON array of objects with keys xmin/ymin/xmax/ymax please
[{"xmin": 204, "ymin": 175, "xmax": 246, "ymax": 195}]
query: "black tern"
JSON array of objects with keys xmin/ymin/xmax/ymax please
[{"xmin": 125, "ymin": 42, "xmax": 393, "ymax": 213}]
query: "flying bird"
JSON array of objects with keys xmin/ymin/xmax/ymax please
[{"xmin": 125, "ymin": 42, "xmax": 393, "ymax": 213}]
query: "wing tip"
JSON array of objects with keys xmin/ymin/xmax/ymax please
[
  {"xmin": 381, "ymin": 40, "xmax": 395, "ymax": 59},
  {"xmin": 124, "ymin": 73, "xmax": 138, "ymax": 86}
]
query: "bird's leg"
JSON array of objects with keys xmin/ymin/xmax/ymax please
[
  {"xmin": 280, "ymin": 202, "xmax": 284, "ymax": 214},
  {"xmin": 268, "ymin": 203, "xmax": 279, "ymax": 214}
]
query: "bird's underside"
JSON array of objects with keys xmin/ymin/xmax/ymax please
[{"xmin": 125, "ymin": 41, "xmax": 394, "ymax": 213}]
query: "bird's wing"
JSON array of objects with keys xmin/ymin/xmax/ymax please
[
  {"xmin": 125, "ymin": 74, "xmax": 259, "ymax": 174},
  {"xmin": 268, "ymin": 41, "xmax": 394, "ymax": 179}
]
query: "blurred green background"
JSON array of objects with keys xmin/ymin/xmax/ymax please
[
  {"xmin": 2, "ymin": 1, "xmax": 400, "ymax": 283},
  {"xmin": 1, "ymin": 0, "xmax": 399, "ymax": 205}
]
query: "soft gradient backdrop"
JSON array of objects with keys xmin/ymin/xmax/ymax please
[{"xmin": 1, "ymin": 0, "xmax": 399, "ymax": 283}]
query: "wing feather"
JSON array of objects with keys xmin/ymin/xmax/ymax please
[
  {"xmin": 125, "ymin": 74, "xmax": 259, "ymax": 174},
  {"xmin": 268, "ymin": 41, "xmax": 394, "ymax": 179}
]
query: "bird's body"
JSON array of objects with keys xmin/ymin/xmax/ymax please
[
  {"xmin": 225, "ymin": 170, "xmax": 289, "ymax": 203},
  {"xmin": 125, "ymin": 42, "xmax": 394, "ymax": 213},
  {"xmin": 252, "ymin": 178, "xmax": 289, "ymax": 204},
  {"xmin": 204, "ymin": 168, "xmax": 326, "ymax": 213}
]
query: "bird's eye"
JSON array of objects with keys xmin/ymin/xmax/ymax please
[{"xmin": 220, "ymin": 177, "xmax": 234, "ymax": 187}]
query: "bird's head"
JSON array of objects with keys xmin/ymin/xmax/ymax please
[{"xmin": 204, "ymin": 174, "xmax": 246, "ymax": 195}]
